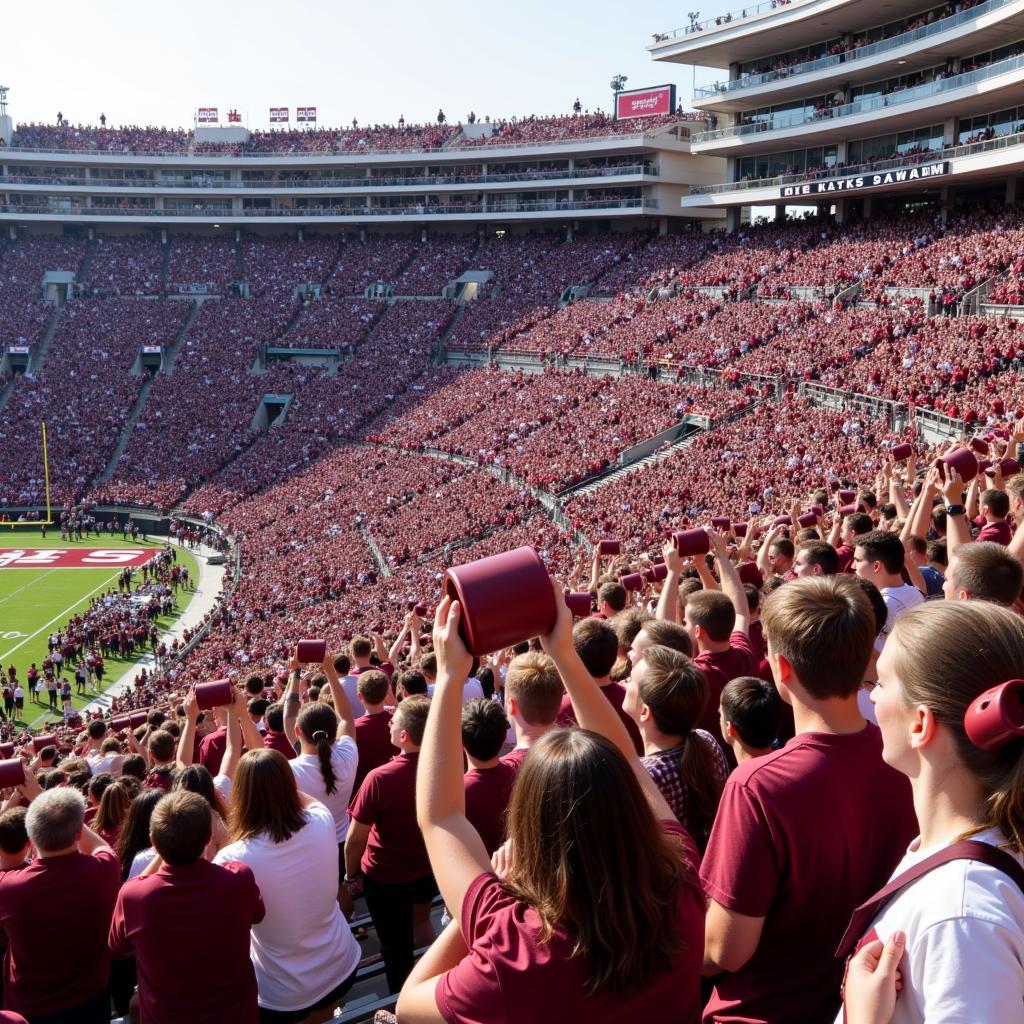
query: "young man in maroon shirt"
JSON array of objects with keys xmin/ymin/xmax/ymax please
[
  {"xmin": 700, "ymin": 576, "xmax": 916, "ymax": 1024},
  {"xmin": 556, "ymin": 617, "xmax": 643, "ymax": 755},
  {"xmin": 197, "ymin": 704, "xmax": 228, "ymax": 775},
  {"xmin": 499, "ymin": 652, "xmax": 563, "ymax": 773},
  {"xmin": 109, "ymin": 791, "xmax": 264, "ymax": 1024},
  {"xmin": 144, "ymin": 730, "xmax": 178, "ymax": 790},
  {"xmin": 461, "ymin": 698, "xmax": 515, "ymax": 855},
  {"xmin": 352, "ymin": 669, "xmax": 398, "ymax": 797},
  {"xmin": 345, "ymin": 695, "xmax": 436, "ymax": 993},
  {"xmin": 0, "ymin": 779, "xmax": 120, "ymax": 1024}
]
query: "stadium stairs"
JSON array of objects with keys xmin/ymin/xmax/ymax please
[
  {"xmin": 28, "ymin": 304, "xmax": 65, "ymax": 374},
  {"xmin": 161, "ymin": 299, "xmax": 202, "ymax": 375}
]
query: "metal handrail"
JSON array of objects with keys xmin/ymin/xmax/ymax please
[
  {"xmin": 0, "ymin": 127, "xmax": 689, "ymax": 161},
  {"xmin": 0, "ymin": 197, "xmax": 656, "ymax": 218},
  {"xmin": 654, "ymin": 0, "xmax": 801, "ymax": 40},
  {"xmin": 0, "ymin": 164, "xmax": 657, "ymax": 192},
  {"xmin": 688, "ymin": 127, "xmax": 1024, "ymax": 194},
  {"xmin": 694, "ymin": 0, "xmax": 1015, "ymax": 98},
  {"xmin": 694, "ymin": 51, "xmax": 1024, "ymax": 143}
]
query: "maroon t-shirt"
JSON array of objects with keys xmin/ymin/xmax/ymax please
[
  {"xmin": 700, "ymin": 725, "xmax": 916, "ymax": 1024},
  {"xmin": 978, "ymin": 520, "xmax": 1013, "ymax": 545},
  {"xmin": 498, "ymin": 745, "xmax": 529, "ymax": 776},
  {"xmin": 464, "ymin": 762, "xmax": 517, "ymax": 855},
  {"xmin": 747, "ymin": 620, "xmax": 766, "ymax": 663},
  {"xmin": 198, "ymin": 727, "xmax": 227, "ymax": 776},
  {"xmin": 144, "ymin": 766, "xmax": 175, "ymax": 791},
  {"xmin": 353, "ymin": 710, "xmax": 398, "ymax": 797},
  {"xmin": 0, "ymin": 849, "xmax": 120, "ymax": 1017},
  {"xmin": 350, "ymin": 751, "xmax": 432, "ymax": 884},
  {"xmin": 437, "ymin": 820, "xmax": 703, "ymax": 1023},
  {"xmin": 109, "ymin": 858, "xmax": 264, "ymax": 1024},
  {"xmin": 262, "ymin": 730, "xmax": 296, "ymax": 761},
  {"xmin": 693, "ymin": 632, "xmax": 757, "ymax": 744},
  {"xmin": 557, "ymin": 682, "xmax": 643, "ymax": 756},
  {"xmin": 834, "ymin": 543, "xmax": 856, "ymax": 574}
]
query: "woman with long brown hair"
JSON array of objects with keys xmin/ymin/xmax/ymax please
[
  {"xmin": 213, "ymin": 748, "xmax": 361, "ymax": 1024},
  {"xmin": 623, "ymin": 642, "xmax": 729, "ymax": 852},
  {"xmin": 842, "ymin": 601, "xmax": 1024, "ymax": 1023},
  {"xmin": 396, "ymin": 583, "xmax": 704, "ymax": 1022}
]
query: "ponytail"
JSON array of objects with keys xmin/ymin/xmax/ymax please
[
  {"xmin": 296, "ymin": 703, "xmax": 338, "ymax": 796},
  {"xmin": 677, "ymin": 733, "xmax": 725, "ymax": 846},
  {"xmin": 987, "ymin": 742, "xmax": 1024, "ymax": 854}
]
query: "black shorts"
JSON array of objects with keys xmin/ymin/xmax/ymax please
[{"xmin": 257, "ymin": 965, "xmax": 359, "ymax": 1024}]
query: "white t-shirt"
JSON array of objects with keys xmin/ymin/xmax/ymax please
[
  {"xmin": 86, "ymin": 751, "xmax": 122, "ymax": 776},
  {"xmin": 339, "ymin": 675, "xmax": 366, "ymax": 718},
  {"xmin": 128, "ymin": 847, "xmax": 157, "ymax": 880},
  {"xmin": 214, "ymin": 801, "xmax": 360, "ymax": 1011},
  {"xmin": 875, "ymin": 583, "xmax": 926, "ymax": 652},
  {"xmin": 427, "ymin": 677, "xmax": 486, "ymax": 704},
  {"xmin": 288, "ymin": 736, "xmax": 358, "ymax": 842},
  {"xmin": 836, "ymin": 828, "xmax": 1024, "ymax": 1024}
]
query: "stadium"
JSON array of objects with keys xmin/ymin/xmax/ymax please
[{"xmin": 2, "ymin": 0, "xmax": 1024, "ymax": 1021}]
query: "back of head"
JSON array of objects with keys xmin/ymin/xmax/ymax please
[
  {"xmin": 612, "ymin": 608, "xmax": 648, "ymax": 652},
  {"xmin": 150, "ymin": 791, "xmax": 212, "ymax": 866},
  {"xmin": 397, "ymin": 669, "xmax": 428, "ymax": 697},
  {"xmin": 856, "ymin": 529, "xmax": 905, "ymax": 575},
  {"xmin": 639, "ymin": 619, "xmax": 692, "ymax": 658},
  {"xmin": 598, "ymin": 581, "xmax": 627, "ymax": 613},
  {"xmin": 685, "ymin": 590, "xmax": 736, "ymax": 643},
  {"xmin": 230, "ymin": 749, "xmax": 306, "ymax": 844},
  {"xmin": 505, "ymin": 652, "xmax": 563, "ymax": 726},
  {"xmin": 26, "ymin": 788, "xmax": 86, "ymax": 854},
  {"xmin": 951, "ymin": 542, "xmax": 1024, "ymax": 607},
  {"xmin": 122, "ymin": 754, "xmax": 147, "ymax": 781},
  {"xmin": 244, "ymin": 672, "xmax": 266, "ymax": 697},
  {"xmin": 461, "ymin": 698, "xmax": 511, "ymax": 761},
  {"xmin": 95, "ymin": 777, "xmax": 136, "ymax": 834},
  {"xmin": 761, "ymin": 575, "xmax": 875, "ymax": 699},
  {"xmin": 147, "ymin": 729, "xmax": 176, "ymax": 763},
  {"xmin": 572, "ymin": 617, "xmax": 618, "ymax": 679},
  {"xmin": 418, "ymin": 652, "xmax": 438, "ymax": 680},
  {"xmin": 174, "ymin": 764, "xmax": 226, "ymax": 818},
  {"xmin": 888, "ymin": 601, "xmax": 1024, "ymax": 849},
  {"xmin": 721, "ymin": 676, "xmax": 783, "ymax": 749},
  {"xmin": 117, "ymin": 789, "xmax": 166, "ymax": 878},
  {"xmin": 296, "ymin": 701, "xmax": 340, "ymax": 795},
  {"xmin": 845, "ymin": 512, "xmax": 873, "ymax": 538},
  {"xmin": 798, "ymin": 541, "xmax": 839, "ymax": 576},
  {"xmin": 0, "ymin": 807, "xmax": 29, "ymax": 856},
  {"xmin": 357, "ymin": 669, "xmax": 390, "ymax": 705},
  {"xmin": 393, "ymin": 694, "xmax": 431, "ymax": 747},
  {"xmin": 505, "ymin": 728, "xmax": 683, "ymax": 996},
  {"xmin": 636, "ymin": 645, "xmax": 708, "ymax": 737},
  {"xmin": 265, "ymin": 701, "xmax": 285, "ymax": 733},
  {"xmin": 88, "ymin": 719, "xmax": 107, "ymax": 741}
]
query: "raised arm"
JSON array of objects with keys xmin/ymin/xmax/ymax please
[
  {"xmin": 221, "ymin": 691, "xmax": 244, "ymax": 779},
  {"xmin": 416, "ymin": 597, "xmax": 491, "ymax": 928},
  {"xmin": 655, "ymin": 540, "xmax": 683, "ymax": 623},
  {"xmin": 320, "ymin": 651, "xmax": 356, "ymax": 742},
  {"xmin": 388, "ymin": 617, "xmax": 411, "ymax": 665},
  {"xmin": 176, "ymin": 689, "xmax": 199, "ymax": 768},
  {"xmin": 709, "ymin": 530, "xmax": 750, "ymax": 635},
  {"xmin": 281, "ymin": 654, "xmax": 302, "ymax": 746},
  {"xmin": 940, "ymin": 466, "xmax": 972, "ymax": 557},
  {"xmin": 756, "ymin": 523, "xmax": 782, "ymax": 577}
]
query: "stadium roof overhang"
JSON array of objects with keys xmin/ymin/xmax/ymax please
[{"xmin": 649, "ymin": 0, "xmax": 963, "ymax": 69}]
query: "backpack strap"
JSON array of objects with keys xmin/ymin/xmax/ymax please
[{"xmin": 837, "ymin": 839, "xmax": 1024, "ymax": 960}]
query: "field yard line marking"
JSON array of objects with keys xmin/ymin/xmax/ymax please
[
  {"xmin": 0, "ymin": 570, "xmax": 123, "ymax": 664},
  {"xmin": 0, "ymin": 568, "xmax": 60, "ymax": 607}
]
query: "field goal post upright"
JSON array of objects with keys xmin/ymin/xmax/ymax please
[{"xmin": 41, "ymin": 422, "xmax": 53, "ymax": 526}]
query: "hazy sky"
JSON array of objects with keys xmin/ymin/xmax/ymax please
[{"xmin": 1, "ymin": 0, "xmax": 730, "ymax": 130}]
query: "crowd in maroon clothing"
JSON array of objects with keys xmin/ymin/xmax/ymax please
[{"xmin": 11, "ymin": 122, "xmax": 188, "ymax": 154}]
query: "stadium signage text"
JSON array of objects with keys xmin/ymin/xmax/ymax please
[
  {"xmin": 615, "ymin": 85, "xmax": 676, "ymax": 120},
  {"xmin": 270, "ymin": 107, "xmax": 289, "ymax": 123},
  {"xmin": 197, "ymin": 107, "xmax": 218, "ymax": 124},
  {"xmin": 0, "ymin": 549, "xmax": 161, "ymax": 569},
  {"xmin": 296, "ymin": 106, "xmax": 317, "ymax": 123},
  {"xmin": 780, "ymin": 161, "xmax": 949, "ymax": 198}
]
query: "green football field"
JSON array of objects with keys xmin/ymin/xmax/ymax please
[{"xmin": 0, "ymin": 533, "xmax": 198, "ymax": 730}]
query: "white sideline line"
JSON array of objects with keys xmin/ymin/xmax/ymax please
[
  {"xmin": 0, "ymin": 568, "xmax": 59, "ymax": 608},
  {"xmin": 0, "ymin": 571, "xmax": 122, "ymax": 664}
]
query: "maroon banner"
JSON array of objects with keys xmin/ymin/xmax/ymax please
[
  {"xmin": 227, "ymin": 109, "xmax": 241, "ymax": 123},
  {"xmin": 0, "ymin": 548, "xmax": 161, "ymax": 569},
  {"xmin": 296, "ymin": 106, "xmax": 317, "ymax": 123},
  {"xmin": 270, "ymin": 107, "xmax": 289, "ymax": 123},
  {"xmin": 615, "ymin": 85, "xmax": 675, "ymax": 120},
  {"xmin": 197, "ymin": 107, "xmax": 218, "ymax": 124}
]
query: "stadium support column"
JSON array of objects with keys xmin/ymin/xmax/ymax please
[
  {"xmin": 1007, "ymin": 177, "xmax": 1018, "ymax": 205},
  {"xmin": 940, "ymin": 185, "xmax": 952, "ymax": 227},
  {"xmin": 774, "ymin": 205, "xmax": 786, "ymax": 222},
  {"xmin": 834, "ymin": 199, "xmax": 847, "ymax": 225},
  {"xmin": 862, "ymin": 196, "xmax": 872, "ymax": 220},
  {"xmin": 726, "ymin": 207, "xmax": 740, "ymax": 233}
]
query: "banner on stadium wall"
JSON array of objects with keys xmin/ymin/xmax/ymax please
[
  {"xmin": 270, "ymin": 107, "xmax": 289, "ymax": 123},
  {"xmin": 142, "ymin": 345, "xmax": 162, "ymax": 354},
  {"xmin": 7, "ymin": 346, "xmax": 29, "ymax": 354},
  {"xmin": 197, "ymin": 107, "xmax": 218, "ymax": 124},
  {"xmin": 615, "ymin": 85, "xmax": 676, "ymax": 120},
  {"xmin": 297, "ymin": 106, "xmax": 317, "ymax": 123},
  {"xmin": 780, "ymin": 161, "xmax": 950, "ymax": 198}
]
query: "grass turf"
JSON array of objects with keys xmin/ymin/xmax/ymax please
[{"xmin": 0, "ymin": 532, "xmax": 198, "ymax": 730}]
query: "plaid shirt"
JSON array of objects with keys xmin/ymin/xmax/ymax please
[{"xmin": 642, "ymin": 730, "xmax": 730, "ymax": 840}]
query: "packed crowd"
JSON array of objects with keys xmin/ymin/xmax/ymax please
[{"xmin": 11, "ymin": 122, "xmax": 189, "ymax": 154}]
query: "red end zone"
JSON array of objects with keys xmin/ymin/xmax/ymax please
[{"xmin": 0, "ymin": 548, "xmax": 161, "ymax": 569}]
